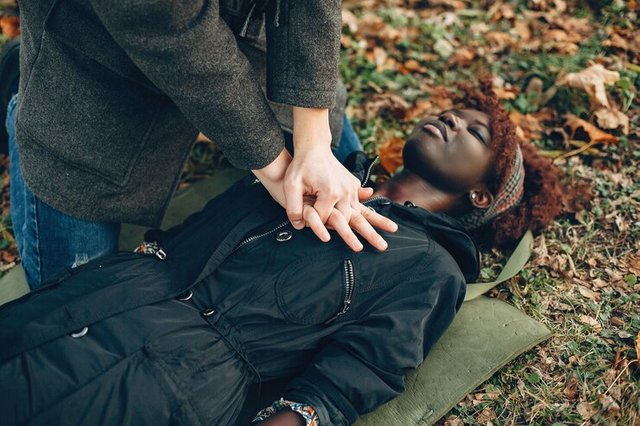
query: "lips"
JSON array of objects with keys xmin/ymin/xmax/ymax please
[{"xmin": 422, "ymin": 119, "xmax": 448, "ymax": 142}]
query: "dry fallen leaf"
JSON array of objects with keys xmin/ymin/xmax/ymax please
[
  {"xmin": 602, "ymin": 32, "xmax": 630, "ymax": 51},
  {"xmin": 377, "ymin": 136, "xmax": 405, "ymax": 174},
  {"xmin": 0, "ymin": 15, "xmax": 19, "ymax": 38},
  {"xmin": 341, "ymin": 9, "xmax": 359, "ymax": 33},
  {"xmin": 579, "ymin": 315, "xmax": 602, "ymax": 332},
  {"xmin": 576, "ymin": 401, "xmax": 598, "ymax": 420},
  {"xmin": 557, "ymin": 64, "xmax": 620, "ymax": 109},
  {"xmin": 514, "ymin": 20, "xmax": 532, "ymax": 41},
  {"xmin": 510, "ymin": 109, "xmax": 553, "ymax": 141},
  {"xmin": 594, "ymin": 108, "xmax": 630, "ymax": 135},
  {"xmin": 564, "ymin": 376, "xmax": 579, "ymax": 400},
  {"xmin": 449, "ymin": 47, "xmax": 476, "ymax": 67},
  {"xmin": 564, "ymin": 114, "xmax": 618, "ymax": 144}
]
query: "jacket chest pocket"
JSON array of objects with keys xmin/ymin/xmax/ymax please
[{"xmin": 275, "ymin": 256, "xmax": 357, "ymax": 326}]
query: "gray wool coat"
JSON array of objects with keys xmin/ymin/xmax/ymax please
[{"xmin": 15, "ymin": 0, "xmax": 346, "ymax": 226}]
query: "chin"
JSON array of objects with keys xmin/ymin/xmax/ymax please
[
  {"xmin": 403, "ymin": 138, "xmax": 434, "ymax": 173},
  {"xmin": 402, "ymin": 140, "xmax": 471, "ymax": 194}
]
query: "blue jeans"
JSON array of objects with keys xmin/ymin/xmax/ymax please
[
  {"xmin": 7, "ymin": 95, "xmax": 121, "ymax": 289},
  {"xmin": 7, "ymin": 95, "xmax": 362, "ymax": 289}
]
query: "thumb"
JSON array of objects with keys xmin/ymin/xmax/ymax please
[{"xmin": 284, "ymin": 179, "xmax": 305, "ymax": 230}]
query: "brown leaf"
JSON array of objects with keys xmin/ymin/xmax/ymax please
[
  {"xmin": 341, "ymin": 9, "xmax": 359, "ymax": 33},
  {"xmin": 564, "ymin": 376, "xmax": 579, "ymax": 400},
  {"xmin": 579, "ymin": 315, "xmax": 602, "ymax": 332},
  {"xmin": 509, "ymin": 109, "xmax": 553, "ymax": 141},
  {"xmin": 364, "ymin": 93, "xmax": 411, "ymax": 121},
  {"xmin": 0, "ymin": 250, "xmax": 16, "ymax": 264},
  {"xmin": 594, "ymin": 108, "xmax": 630, "ymax": 135},
  {"xmin": 377, "ymin": 137, "xmax": 405, "ymax": 174},
  {"xmin": 598, "ymin": 394, "xmax": 621, "ymax": 418},
  {"xmin": 564, "ymin": 114, "xmax": 618, "ymax": 144},
  {"xmin": 403, "ymin": 59, "xmax": 425, "ymax": 73},
  {"xmin": 485, "ymin": 31, "xmax": 516, "ymax": 52},
  {"xmin": 0, "ymin": 15, "xmax": 20, "ymax": 39},
  {"xmin": 449, "ymin": 47, "xmax": 476, "ymax": 67},
  {"xmin": 635, "ymin": 331, "xmax": 640, "ymax": 364},
  {"xmin": 557, "ymin": 64, "xmax": 620, "ymax": 109},
  {"xmin": 576, "ymin": 401, "xmax": 597, "ymax": 420},
  {"xmin": 602, "ymin": 32, "xmax": 630, "ymax": 51},
  {"xmin": 494, "ymin": 86, "xmax": 518, "ymax": 100},
  {"xmin": 578, "ymin": 285, "xmax": 600, "ymax": 301}
]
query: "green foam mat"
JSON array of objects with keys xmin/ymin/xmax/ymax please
[{"xmin": 0, "ymin": 171, "xmax": 551, "ymax": 426}]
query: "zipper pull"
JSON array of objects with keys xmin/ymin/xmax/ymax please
[
  {"xmin": 324, "ymin": 301, "xmax": 351, "ymax": 325},
  {"xmin": 155, "ymin": 249, "xmax": 167, "ymax": 261}
]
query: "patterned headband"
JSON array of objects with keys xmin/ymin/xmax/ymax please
[{"xmin": 457, "ymin": 144, "xmax": 525, "ymax": 230}]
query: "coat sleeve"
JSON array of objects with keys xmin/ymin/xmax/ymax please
[
  {"xmin": 88, "ymin": 0, "xmax": 284, "ymax": 170},
  {"xmin": 283, "ymin": 250, "xmax": 467, "ymax": 425},
  {"xmin": 264, "ymin": 0, "xmax": 341, "ymax": 109}
]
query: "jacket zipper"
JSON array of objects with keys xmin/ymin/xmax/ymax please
[
  {"xmin": 325, "ymin": 259, "xmax": 355, "ymax": 325},
  {"xmin": 361, "ymin": 156, "xmax": 379, "ymax": 187},
  {"xmin": 233, "ymin": 220, "xmax": 289, "ymax": 253}
]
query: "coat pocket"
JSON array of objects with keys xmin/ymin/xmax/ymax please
[{"xmin": 275, "ymin": 256, "xmax": 357, "ymax": 325}]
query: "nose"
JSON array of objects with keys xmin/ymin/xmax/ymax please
[{"xmin": 439, "ymin": 112, "xmax": 461, "ymax": 131}]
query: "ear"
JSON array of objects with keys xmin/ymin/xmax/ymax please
[{"xmin": 469, "ymin": 186, "xmax": 494, "ymax": 209}]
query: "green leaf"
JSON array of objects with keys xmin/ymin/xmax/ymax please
[
  {"xmin": 624, "ymin": 274, "xmax": 638, "ymax": 285},
  {"xmin": 527, "ymin": 372, "xmax": 541, "ymax": 384}
]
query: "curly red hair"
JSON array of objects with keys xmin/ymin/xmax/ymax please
[{"xmin": 458, "ymin": 77, "xmax": 565, "ymax": 248}]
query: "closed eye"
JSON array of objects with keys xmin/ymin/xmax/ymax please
[{"xmin": 469, "ymin": 127, "xmax": 487, "ymax": 145}]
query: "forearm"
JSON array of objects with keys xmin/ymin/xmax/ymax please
[{"xmin": 89, "ymin": 0, "xmax": 284, "ymax": 170}]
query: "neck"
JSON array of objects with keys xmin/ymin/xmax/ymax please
[{"xmin": 373, "ymin": 170, "xmax": 461, "ymax": 213}]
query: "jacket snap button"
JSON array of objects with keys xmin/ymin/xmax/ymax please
[
  {"xmin": 379, "ymin": 200, "xmax": 391, "ymax": 206},
  {"xmin": 202, "ymin": 308, "xmax": 216, "ymax": 317},
  {"xmin": 177, "ymin": 290, "xmax": 193, "ymax": 302},
  {"xmin": 404, "ymin": 201, "xmax": 416, "ymax": 208},
  {"xmin": 70, "ymin": 326, "xmax": 89, "ymax": 338},
  {"xmin": 275, "ymin": 230, "xmax": 292, "ymax": 242}
]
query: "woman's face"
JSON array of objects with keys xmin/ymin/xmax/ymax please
[{"xmin": 403, "ymin": 109, "xmax": 493, "ymax": 193}]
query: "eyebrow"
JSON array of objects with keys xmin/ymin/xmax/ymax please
[{"xmin": 451, "ymin": 109, "xmax": 490, "ymax": 130}]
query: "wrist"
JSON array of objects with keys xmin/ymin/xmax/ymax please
[
  {"xmin": 292, "ymin": 107, "xmax": 331, "ymax": 152},
  {"xmin": 253, "ymin": 148, "xmax": 291, "ymax": 184}
]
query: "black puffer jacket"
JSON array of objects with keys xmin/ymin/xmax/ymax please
[{"xmin": 0, "ymin": 157, "xmax": 479, "ymax": 425}]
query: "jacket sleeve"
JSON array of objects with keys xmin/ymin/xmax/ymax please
[
  {"xmin": 88, "ymin": 0, "xmax": 284, "ymax": 170},
  {"xmin": 284, "ymin": 250, "xmax": 467, "ymax": 425},
  {"xmin": 264, "ymin": 0, "xmax": 341, "ymax": 109}
]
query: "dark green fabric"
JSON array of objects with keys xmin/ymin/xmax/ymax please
[{"xmin": 354, "ymin": 296, "xmax": 550, "ymax": 425}]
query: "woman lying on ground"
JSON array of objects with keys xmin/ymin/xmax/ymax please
[{"xmin": 0, "ymin": 81, "xmax": 563, "ymax": 426}]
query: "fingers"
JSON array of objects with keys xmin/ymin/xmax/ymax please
[
  {"xmin": 313, "ymin": 192, "xmax": 340, "ymax": 224},
  {"xmin": 360, "ymin": 205, "xmax": 398, "ymax": 233},
  {"xmin": 357, "ymin": 187, "xmax": 374, "ymax": 200},
  {"xmin": 326, "ymin": 209, "xmax": 363, "ymax": 252},
  {"xmin": 347, "ymin": 208, "xmax": 388, "ymax": 251},
  {"xmin": 323, "ymin": 205, "xmax": 396, "ymax": 252},
  {"xmin": 303, "ymin": 204, "xmax": 331, "ymax": 242},
  {"xmin": 284, "ymin": 178, "xmax": 305, "ymax": 230}
]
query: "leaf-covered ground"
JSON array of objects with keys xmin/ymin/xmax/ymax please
[{"xmin": 1, "ymin": 1, "xmax": 638, "ymax": 425}]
